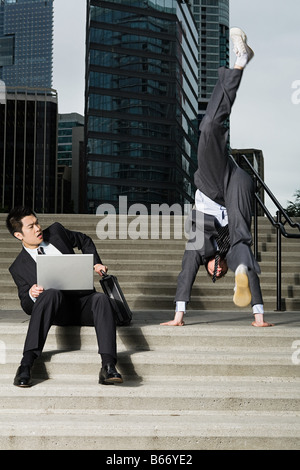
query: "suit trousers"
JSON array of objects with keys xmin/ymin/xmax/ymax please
[
  {"xmin": 23, "ymin": 289, "xmax": 117, "ymax": 361},
  {"xmin": 175, "ymin": 248, "xmax": 263, "ymax": 307},
  {"xmin": 176, "ymin": 67, "xmax": 263, "ymax": 308}
]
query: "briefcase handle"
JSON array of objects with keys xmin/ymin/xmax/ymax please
[{"xmin": 100, "ymin": 269, "xmax": 108, "ymax": 278}]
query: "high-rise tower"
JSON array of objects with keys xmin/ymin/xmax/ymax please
[
  {"xmin": 84, "ymin": 0, "xmax": 199, "ymax": 212},
  {"xmin": 189, "ymin": 0, "xmax": 229, "ymax": 116},
  {"xmin": 0, "ymin": 0, "xmax": 57, "ymax": 213},
  {"xmin": 0, "ymin": 0, "xmax": 54, "ymax": 89}
]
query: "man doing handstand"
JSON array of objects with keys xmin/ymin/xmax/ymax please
[{"xmin": 162, "ymin": 28, "xmax": 274, "ymax": 328}]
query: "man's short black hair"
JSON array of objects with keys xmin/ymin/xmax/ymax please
[
  {"xmin": 6, "ymin": 206, "xmax": 36, "ymax": 237},
  {"xmin": 204, "ymin": 255, "xmax": 228, "ymax": 282}
]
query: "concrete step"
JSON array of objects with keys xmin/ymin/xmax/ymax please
[
  {"xmin": 2, "ymin": 349, "xmax": 298, "ymax": 380},
  {"xmin": 1, "ymin": 376, "xmax": 300, "ymax": 413},
  {"xmin": 1, "ymin": 281, "xmax": 299, "ymax": 312},
  {"xmin": 0, "ymin": 257, "xmax": 298, "ymax": 273},
  {"xmin": 1, "ymin": 294, "xmax": 299, "ymax": 312},
  {"xmin": 1, "ymin": 216, "xmax": 296, "ymax": 241},
  {"xmin": 1, "ymin": 247, "xmax": 300, "ymax": 262},
  {"xmin": 0, "ymin": 268, "xmax": 299, "ymax": 283},
  {"xmin": 0, "ymin": 213, "xmax": 299, "ymax": 310},
  {"xmin": 1, "ymin": 409, "xmax": 300, "ymax": 450},
  {"xmin": 1, "ymin": 214, "xmax": 299, "ymax": 314},
  {"xmin": 2, "ymin": 279, "xmax": 300, "ymax": 298},
  {"xmin": 2, "ymin": 313, "xmax": 299, "ymax": 349},
  {"xmin": 0, "ymin": 310, "xmax": 300, "ymax": 450},
  {"xmin": 1, "ymin": 311, "xmax": 300, "ymax": 380},
  {"xmin": 1, "ymin": 216, "xmax": 299, "ymax": 450}
]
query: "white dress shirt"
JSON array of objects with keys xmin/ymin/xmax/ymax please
[
  {"xmin": 195, "ymin": 189, "xmax": 228, "ymax": 227},
  {"xmin": 24, "ymin": 241, "xmax": 62, "ymax": 261}
]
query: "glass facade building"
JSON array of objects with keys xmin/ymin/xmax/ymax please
[
  {"xmin": 0, "ymin": 0, "xmax": 57, "ymax": 213},
  {"xmin": 189, "ymin": 0, "xmax": 229, "ymax": 113},
  {"xmin": 0, "ymin": 0, "xmax": 53, "ymax": 89},
  {"xmin": 0, "ymin": 89, "xmax": 58, "ymax": 213},
  {"xmin": 58, "ymin": 113, "xmax": 84, "ymax": 167},
  {"xmin": 85, "ymin": 0, "xmax": 199, "ymax": 212}
]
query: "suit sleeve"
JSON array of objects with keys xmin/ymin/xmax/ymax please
[
  {"xmin": 9, "ymin": 266, "xmax": 34, "ymax": 315},
  {"xmin": 185, "ymin": 209, "xmax": 218, "ymax": 260},
  {"xmin": 55, "ymin": 223, "xmax": 102, "ymax": 265}
]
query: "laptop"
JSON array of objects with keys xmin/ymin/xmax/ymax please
[{"xmin": 36, "ymin": 254, "xmax": 94, "ymax": 290}]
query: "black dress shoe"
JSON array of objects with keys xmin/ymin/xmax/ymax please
[
  {"xmin": 99, "ymin": 363, "xmax": 123, "ymax": 385},
  {"xmin": 13, "ymin": 365, "xmax": 32, "ymax": 387}
]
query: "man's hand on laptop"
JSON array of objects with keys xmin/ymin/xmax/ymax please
[
  {"xmin": 94, "ymin": 264, "xmax": 108, "ymax": 277},
  {"xmin": 30, "ymin": 284, "xmax": 44, "ymax": 299}
]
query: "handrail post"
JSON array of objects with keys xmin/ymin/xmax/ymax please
[
  {"xmin": 238, "ymin": 153, "xmax": 300, "ymax": 313},
  {"xmin": 276, "ymin": 211, "xmax": 283, "ymax": 311},
  {"xmin": 253, "ymin": 175, "xmax": 258, "ymax": 260}
]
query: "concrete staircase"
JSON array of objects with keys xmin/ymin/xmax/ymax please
[
  {"xmin": 0, "ymin": 213, "xmax": 300, "ymax": 450},
  {"xmin": 1, "ymin": 213, "xmax": 300, "ymax": 312}
]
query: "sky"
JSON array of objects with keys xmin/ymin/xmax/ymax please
[{"xmin": 53, "ymin": 0, "xmax": 300, "ymax": 214}]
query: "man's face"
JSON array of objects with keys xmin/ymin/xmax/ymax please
[
  {"xmin": 14, "ymin": 215, "xmax": 43, "ymax": 249},
  {"xmin": 207, "ymin": 257, "xmax": 228, "ymax": 279}
]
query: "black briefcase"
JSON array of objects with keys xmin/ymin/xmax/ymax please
[{"xmin": 99, "ymin": 271, "xmax": 132, "ymax": 326}]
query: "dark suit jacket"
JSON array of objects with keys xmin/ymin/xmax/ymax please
[
  {"xmin": 9, "ymin": 222, "xmax": 102, "ymax": 315},
  {"xmin": 185, "ymin": 209, "xmax": 260, "ymax": 274},
  {"xmin": 185, "ymin": 209, "xmax": 220, "ymax": 263}
]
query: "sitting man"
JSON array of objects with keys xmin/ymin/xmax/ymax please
[
  {"xmin": 6, "ymin": 206, "xmax": 123, "ymax": 387},
  {"xmin": 161, "ymin": 28, "xmax": 274, "ymax": 328}
]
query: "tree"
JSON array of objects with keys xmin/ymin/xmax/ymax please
[{"xmin": 286, "ymin": 190, "xmax": 300, "ymax": 217}]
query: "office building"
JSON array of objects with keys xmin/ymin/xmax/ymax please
[
  {"xmin": 57, "ymin": 113, "xmax": 84, "ymax": 213},
  {"xmin": 58, "ymin": 113, "xmax": 84, "ymax": 167},
  {"xmin": 71, "ymin": 126, "xmax": 85, "ymax": 214},
  {"xmin": 0, "ymin": 0, "xmax": 57, "ymax": 214},
  {"xmin": 189, "ymin": 0, "xmax": 229, "ymax": 116},
  {"xmin": 85, "ymin": 0, "xmax": 199, "ymax": 212},
  {"xmin": 0, "ymin": 88, "xmax": 58, "ymax": 213},
  {"xmin": 0, "ymin": 0, "xmax": 54, "ymax": 89}
]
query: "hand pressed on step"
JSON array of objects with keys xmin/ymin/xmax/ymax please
[
  {"xmin": 252, "ymin": 313, "xmax": 274, "ymax": 327},
  {"xmin": 160, "ymin": 311, "xmax": 185, "ymax": 326}
]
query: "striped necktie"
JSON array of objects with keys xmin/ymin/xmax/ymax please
[{"xmin": 212, "ymin": 224, "xmax": 230, "ymax": 283}]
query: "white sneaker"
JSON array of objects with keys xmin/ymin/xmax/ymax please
[
  {"xmin": 230, "ymin": 27, "xmax": 254, "ymax": 67},
  {"xmin": 233, "ymin": 264, "xmax": 251, "ymax": 307}
]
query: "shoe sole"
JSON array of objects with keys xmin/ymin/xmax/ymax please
[
  {"xmin": 230, "ymin": 27, "xmax": 247, "ymax": 41},
  {"xmin": 244, "ymin": 45, "xmax": 254, "ymax": 62},
  {"xmin": 13, "ymin": 382, "xmax": 32, "ymax": 388},
  {"xmin": 99, "ymin": 376, "xmax": 123, "ymax": 385},
  {"xmin": 230, "ymin": 27, "xmax": 254, "ymax": 62},
  {"xmin": 233, "ymin": 272, "xmax": 251, "ymax": 307}
]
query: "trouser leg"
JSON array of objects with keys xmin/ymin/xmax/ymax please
[
  {"xmin": 202, "ymin": 66, "xmax": 243, "ymax": 126},
  {"xmin": 78, "ymin": 292, "xmax": 117, "ymax": 363},
  {"xmin": 225, "ymin": 166, "xmax": 261, "ymax": 274},
  {"xmin": 22, "ymin": 289, "xmax": 117, "ymax": 367},
  {"xmin": 22, "ymin": 289, "xmax": 65, "ymax": 358},
  {"xmin": 224, "ymin": 166, "xmax": 263, "ymax": 305},
  {"xmin": 194, "ymin": 67, "xmax": 243, "ymax": 206},
  {"xmin": 225, "ymin": 166, "xmax": 254, "ymax": 255},
  {"xmin": 248, "ymin": 269, "xmax": 264, "ymax": 306},
  {"xmin": 175, "ymin": 248, "xmax": 203, "ymax": 304}
]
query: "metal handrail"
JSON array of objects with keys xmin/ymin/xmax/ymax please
[{"xmin": 232, "ymin": 154, "xmax": 300, "ymax": 311}]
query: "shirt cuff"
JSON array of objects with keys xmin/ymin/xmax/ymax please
[
  {"xmin": 252, "ymin": 304, "xmax": 264, "ymax": 314},
  {"xmin": 29, "ymin": 291, "xmax": 37, "ymax": 303},
  {"xmin": 176, "ymin": 301, "xmax": 186, "ymax": 313}
]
